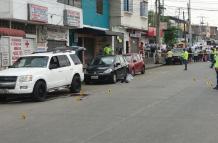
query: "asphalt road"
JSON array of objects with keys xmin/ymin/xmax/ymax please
[{"xmin": 0, "ymin": 62, "xmax": 218, "ymax": 143}]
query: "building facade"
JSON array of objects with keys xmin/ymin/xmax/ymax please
[
  {"xmin": 110, "ymin": 0, "xmax": 149, "ymax": 54},
  {"xmin": 71, "ymin": 0, "xmax": 123, "ymax": 64},
  {"xmin": 0, "ymin": 0, "xmax": 83, "ymax": 67}
]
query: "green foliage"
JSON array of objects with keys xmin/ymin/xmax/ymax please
[{"xmin": 164, "ymin": 27, "xmax": 178, "ymax": 48}]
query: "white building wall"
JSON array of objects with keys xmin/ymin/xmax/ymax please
[
  {"xmin": 0, "ymin": 0, "xmax": 83, "ymax": 28},
  {"xmin": 120, "ymin": 0, "xmax": 148, "ymax": 30},
  {"xmin": 0, "ymin": 0, "xmax": 10, "ymax": 18},
  {"xmin": 110, "ymin": 0, "xmax": 148, "ymax": 30}
]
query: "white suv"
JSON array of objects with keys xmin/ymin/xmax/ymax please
[{"xmin": 0, "ymin": 50, "xmax": 84, "ymax": 101}]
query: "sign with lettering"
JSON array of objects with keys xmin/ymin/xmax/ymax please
[
  {"xmin": 10, "ymin": 37, "xmax": 22, "ymax": 64},
  {"xmin": 64, "ymin": 9, "xmax": 81, "ymax": 27},
  {"xmin": 28, "ymin": 4, "xmax": 48, "ymax": 23}
]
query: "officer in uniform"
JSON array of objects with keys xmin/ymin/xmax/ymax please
[{"xmin": 182, "ymin": 49, "xmax": 189, "ymax": 70}]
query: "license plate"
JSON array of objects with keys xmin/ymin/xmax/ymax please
[
  {"xmin": 0, "ymin": 89, "xmax": 8, "ymax": 94},
  {"xmin": 91, "ymin": 76, "xmax": 99, "ymax": 79}
]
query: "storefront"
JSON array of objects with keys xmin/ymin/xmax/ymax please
[{"xmin": 0, "ymin": 28, "xmax": 36, "ymax": 68}]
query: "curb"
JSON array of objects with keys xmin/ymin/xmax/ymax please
[{"xmin": 145, "ymin": 64, "xmax": 164, "ymax": 70}]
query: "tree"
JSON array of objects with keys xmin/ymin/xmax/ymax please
[{"xmin": 164, "ymin": 27, "xmax": 178, "ymax": 48}]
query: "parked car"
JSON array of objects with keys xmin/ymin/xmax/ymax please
[
  {"xmin": 171, "ymin": 48, "xmax": 183, "ymax": 65},
  {"xmin": 0, "ymin": 49, "xmax": 84, "ymax": 102},
  {"xmin": 84, "ymin": 55, "xmax": 128, "ymax": 84},
  {"xmin": 123, "ymin": 53, "xmax": 145, "ymax": 76}
]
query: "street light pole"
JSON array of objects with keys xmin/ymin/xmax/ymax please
[{"xmin": 188, "ymin": 0, "xmax": 192, "ymax": 47}]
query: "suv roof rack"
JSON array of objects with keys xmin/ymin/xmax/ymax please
[{"xmin": 32, "ymin": 46, "xmax": 86, "ymax": 54}]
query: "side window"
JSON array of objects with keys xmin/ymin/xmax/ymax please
[
  {"xmin": 70, "ymin": 54, "xmax": 82, "ymax": 65},
  {"xmin": 57, "ymin": 55, "xmax": 71, "ymax": 67},
  {"xmin": 49, "ymin": 56, "xmax": 60, "ymax": 69}
]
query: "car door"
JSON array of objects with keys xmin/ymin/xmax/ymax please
[
  {"xmin": 57, "ymin": 55, "xmax": 72, "ymax": 85},
  {"xmin": 136, "ymin": 54, "xmax": 143, "ymax": 71},
  {"xmin": 118, "ymin": 55, "xmax": 127, "ymax": 78},
  {"xmin": 114, "ymin": 56, "xmax": 122, "ymax": 79},
  {"xmin": 47, "ymin": 56, "xmax": 62, "ymax": 89}
]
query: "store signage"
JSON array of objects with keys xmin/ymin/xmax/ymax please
[
  {"xmin": 10, "ymin": 37, "xmax": 22, "ymax": 64},
  {"xmin": 130, "ymin": 32, "xmax": 141, "ymax": 38},
  {"xmin": 63, "ymin": 9, "xmax": 81, "ymax": 27},
  {"xmin": 28, "ymin": 4, "xmax": 48, "ymax": 23},
  {"xmin": 47, "ymin": 27, "xmax": 68, "ymax": 41}
]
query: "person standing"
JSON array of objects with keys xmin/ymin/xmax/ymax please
[
  {"xmin": 213, "ymin": 52, "xmax": 218, "ymax": 89},
  {"xmin": 104, "ymin": 44, "xmax": 112, "ymax": 55},
  {"xmin": 182, "ymin": 49, "xmax": 189, "ymax": 70},
  {"xmin": 194, "ymin": 48, "xmax": 199, "ymax": 62},
  {"xmin": 210, "ymin": 48, "xmax": 216, "ymax": 68}
]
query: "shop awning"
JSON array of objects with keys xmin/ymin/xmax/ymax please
[
  {"xmin": 0, "ymin": 28, "xmax": 25, "ymax": 37},
  {"xmin": 76, "ymin": 28, "xmax": 124, "ymax": 37}
]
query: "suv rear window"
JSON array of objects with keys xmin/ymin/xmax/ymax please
[{"xmin": 70, "ymin": 54, "xmax": 82, "ymax": 65}]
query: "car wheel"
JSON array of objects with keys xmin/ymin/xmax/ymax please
[
  {"xmin": 111, "ymin": 73, "xmax": 117, "ymax": 84},
  {"xmin": 70, "ymin": 75, "xmax": 81, "ymax": 93},
  {"xmin": 141, "ymin": 66, "xmax": 145, "ymax": 74},
  {"xmin": 32, "ymin": 80, "xmax": 47, "ymax": 102}
]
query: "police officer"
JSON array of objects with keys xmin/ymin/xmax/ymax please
[
  {"xmin": 166, "ymin": 49, "xmax": 173, "ymax": 65},
  {"xmin": 210, "ymin": 48, "xmax": 216, "ymax": 68},
  {"xmin": 104, "ymin": 44, "xmax": 112, "ymax": 55},
  {"xmin": 213, "ymin": 51, "xmax": 218, "ymax": 89},
  {"xmin": 182, "ymin": 49, "xmax": 189, "ymax": 70}
]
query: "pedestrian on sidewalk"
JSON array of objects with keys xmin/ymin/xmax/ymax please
[{"xmin": 182, "ymin": 49, "xmax": 189, "ymax": 70}]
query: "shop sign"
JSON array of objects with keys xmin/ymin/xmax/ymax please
[
  {"xmin": 47, "ymin": 27, "xmax": 67, "ymax": 41},
  {"xmin": 28, "ymin": 4, "xmax": 48, "ymax": 23},
  {"xmin": 23, "ymin": 39, "xmax": 34, "ymax": 55},
  {"xmin": 2, "ymin": 52, "xmax": 9, "ymax": 66},
  {"xmin": 63, "ymin": 9, "xmax": 81, "ymax": 27},
  {"xmin": 130, "ymin": 32, "xmax": 141, "ymax": 38},
  {"xmin": 10, "ymin": 37, "xmax": 22, "ymax": 64}
]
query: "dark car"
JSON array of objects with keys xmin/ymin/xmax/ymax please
[
  {"xmin": 123, "ymin": 53, "xmax": 145, "ymax": 76},
  {"xmin": 84, "ymin": 55, "xmax": 128, "ymax": 84}
]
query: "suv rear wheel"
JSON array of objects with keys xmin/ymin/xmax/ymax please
[
  {"xmin": 70, "ymin": 75, "xmax": 81, "ymax": 93},
  {"xmin": 32, "ymin": 81, "xmax": 47, "ymax": 102}
]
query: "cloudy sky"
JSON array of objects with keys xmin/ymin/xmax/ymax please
[{"xmin": 149, "ymin": 0, "xmax": 218, "ymax": 26}]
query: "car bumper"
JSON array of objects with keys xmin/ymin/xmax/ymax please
[
  {"xmin": 0, "ymin": 81, "xmax": 35, "ymax": 95},
  {"xmin": 85, "ymin": 73, "xmax": 113, "ymax": 82}
]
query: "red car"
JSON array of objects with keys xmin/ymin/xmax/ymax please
[{"xmin": 123, "ymin": 53, "xmax": 145, "ymax": 76}]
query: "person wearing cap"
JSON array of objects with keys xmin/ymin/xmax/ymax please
[{"xmin": 182, "ymin": 49, "xmax": 189, "ymax": 70}]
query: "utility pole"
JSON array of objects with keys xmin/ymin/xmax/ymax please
[
  {"xmin": 155, "ymin": 0, "xmax": 161, "ymax": 49},
  {"xmin": 188, "ymin": 0, "xmax": 192, "ymax": 47},
  {"xmin": 183, "ymin": 11, "xmax": 187, "ymax": 46}
]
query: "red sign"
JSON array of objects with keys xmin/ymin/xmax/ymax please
[
  {"xmin": 28, "ymin": 4, "xmax": 48, "ymax": 23},
  {"xmin": 10, "ymin": 37, "xmax": 22, "ymax": 64}
]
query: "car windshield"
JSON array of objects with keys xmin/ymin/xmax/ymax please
[
  {"xmin": 123, "ymin": 55, "xmax": 132, "ymax": 62},
  {"xmin": 91, "ymin": 56, "xmax": 115, "ymax": 66},
  {"xmin": 11, "ymin": 56, "xmax": 49, "ymax": 68}
]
